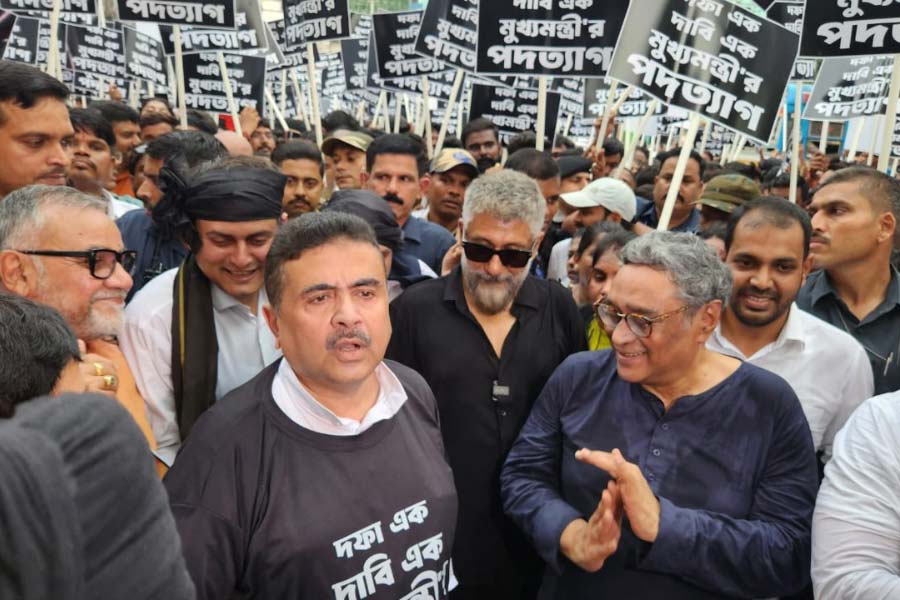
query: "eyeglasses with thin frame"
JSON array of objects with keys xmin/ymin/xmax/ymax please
[
  {"xmin": 18, "ymin": 249, "xmax": 138, "ymax": 280},
  {"xmin": 462, "ymin": 240, "xmax": 534, "ymax": 268},
  {"xmin": 594, "ymin": 300, "xmax": 691, "ymax": 338}
]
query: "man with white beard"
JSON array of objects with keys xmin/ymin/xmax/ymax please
[
  {"xmin": 0, "ymin": 185, "xmax": 159, "ymax": 468},
  {"xmin": 387, "ymin": 170, "xmax": 585, "ymax": 600}
]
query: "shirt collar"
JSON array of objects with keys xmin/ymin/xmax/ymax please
[
  {"xmin": 713, "ymin": 303, "xmax": 806, "ymax": 358},
  {"xmin": 210, "ymin": 282, "xmax": 267, "ymax": 313},
  {"xmin": 808, "ymin": 267, "xmax": 900, "ymax": 310}
]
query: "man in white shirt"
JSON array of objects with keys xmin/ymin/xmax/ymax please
[
  {"xmin": 708, "ymin": 197, "xmax": 873, "ymax": 461},
  {"xmin": 812, "ymin": 390, "xmax": 900, "ymax": 599},
  {"xmin": 121, "ymin": 156, "xmax": 285, "ymax": 466}
]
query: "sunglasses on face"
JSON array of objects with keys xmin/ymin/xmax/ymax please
[
  {"xmin": 18, "ymin": 249, "xmax": 138, "ymax": 280},
  {"xmin": 462, "ymin": 241, "xmax": 533, "ymax": 268},
  {"xmin": 594, "ymin": 300, "xmax": 690, "ymax": 338}
]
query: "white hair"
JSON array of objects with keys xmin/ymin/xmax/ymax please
[{"xmin": 462, "ymin": 170, "xmax": 545, "ymax": 238}]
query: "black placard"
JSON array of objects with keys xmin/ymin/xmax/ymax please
[
  {"xmin": 468, "ymin": 83, "xmax": 561, "ymax": 144},
  {"xmin": 341, "ymin": 36, "xmax": 367, "ymax": 90},
  {"xmin": 64, "ymin": 24, "xmax": 127, "ymax": 94},
  {"xmin": 799, "ymin": 0, "xmax": 900, "ymax": 58},
  {"xmin": 123, "ymin": 26, "xmax": 166, "ymax": 88},
  {"xmin": 413, "ymin": 0, "xmax": 476, "ymax": 72},
  {"xmin": 116, "ymin": 0, "xmax": 236, "ymax": 29},
  {"xmin": 372, "ymin": 10, "xmax": 449, "ymax": 81},
  {"xmin": 475, "ymin": 0, "xmax": 629, "ymax": 78},
  {"xmin": 0, "ymin": 10, "xmax": 15, "ymax": 57},
  {"xmin": 1, "ymin": 13, "xmax": 37, "ymax": 62},
  {"xmin": 582, "ymin": 78, "xmax": 665, "ymax": 119},
  {"xmin": 765, "ymin": 0, "xmax": 818, "ymax": 80},
  {"xmin": 804, "ymin": 56, "xmax": 895, "ymax": 121},
  {"xmin": 0, "ymin": 0, "xmax": 96, "ymax": 22},
  {"xmin": 182, "ymin": 51, "xmax": 266, "ymax": 112},
  {"xmin": 158, "ymin": 0, "xmax": 266, "ymax": 55},
  {"xmin": 608, "ymin": 0, "xmax": 799, "ymax": 144},
  {"xmin": 283, "ymin": 0, "xmax": 350, "ymax": 50}
]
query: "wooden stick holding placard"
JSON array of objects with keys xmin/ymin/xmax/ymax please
[
  {"xmin": 536, "ymin": 77, "xmax": 548, "ymax": 152},
  {"xmin": 128, "ymin": 79, "xmax": 139, "ymax": 110},
  {"xmin": 280, "ymin": 70, "xmax": 288, "ymax": 116},
  {"xmin": 595, "ymin": 80, "xmax": 618, "ymax": 151},
  {"xmin": 789, "ymin": 85, "xmax": 802, "ymax": 204},
  {"xmin": 393, "ymin": 93, "xmax": 402, "ymax": 133},
  {"xmin": 355, "ymin": 100, "xmax": 366, "ymax": 125},
  {"xmin": 846, "ymin": 118, "xmax": 864, "ymax": 162},
  {"xmin": 623, "ymin": 99, "xmax": 658, "ymax": 170},
  {"xmin": 781, "ymin": 103, "xmax": 789, "ymax": 156},
  {"xmin": 730, "ymin": 134, "xmax": 747, "ymax": 162},
  {"xmin": 289, "ymin": 69, "xmax": 310, "ymax": 128},
  {"xmin": 306, "ymin": 45, "xmax": 323, "ymax": 148},
  {"xmin": 422, "ymin": 76, "xmax": 434, "ymax": 158},
  {"xmin": 657, "ymin": 113, "xmax": 702, "ymax": 231},
  {"xmin": 265, "ymin": 87, "xmax": 290, "ymax": 138},
  {"xmin": 819, "ymin": 120, "xmax": 830, "ymax": 154},
  {"xmin": 562, "ymin": 113, "xmax": 573, "ymax": 137},
  {"xmin": 369, "ymin": 90, "xmax": 386, "ymax": 128},
  {"xmin": 720, "ymin": 144, "xmax": 730, "ymax": 166},
  {"xmin": 174, "ymin": 27, "xmax": 188, "ymax": 129},
  {"xmin": 869, "ymin": 114, "xmax": 882, "ymax": 167},
  {"xmin": 217, "ymin": 52, "xmax": 242, "ymax": 137},
  {"xmin": 47, "ymin": 0, "xmax": 61, "ymax": 79},
  {"xmin": 697, "ymin": 119, "xmax": 712, "ymax": 155},
  {"xmin": 879, "ymin": 56, "xmax": 900, "ymax": 172},
  {"xmin": 435, "ymin": 69, "xmax": 464, "ymax": 155}
]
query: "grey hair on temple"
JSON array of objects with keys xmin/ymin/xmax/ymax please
[
  {"xmin": 620, "ymin": 231, "xmax": 733, "ymax": 307},
  {"xmin": 0, "ymin": 185, "xmax": 107, "ymax": 250},
  {"xmin": 462, "ymin": 170, "xmax": 545, "ymax": 238}
]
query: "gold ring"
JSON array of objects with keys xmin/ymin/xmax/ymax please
[
  {"xmin": 103, "ymin": 375, "xmax": 117, "ymax": 390},
  {"xmin": 93, "ymin": 362, "xmax": 104, "ymax": 377}
]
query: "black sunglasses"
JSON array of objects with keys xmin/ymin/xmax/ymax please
[
  {"xmin": 462, "ymin": 241, "xmax": 533, "ymax": 268},
  {"xmin": 18, "ymin": 249, "xmax": 138, "ymax": 280}
]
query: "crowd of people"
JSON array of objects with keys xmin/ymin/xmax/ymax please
[{"xmin": 0, "ymin": 55, "xmax": 898, "ymax": 599}]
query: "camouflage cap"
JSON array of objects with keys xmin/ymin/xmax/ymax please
[
  {"xmin": 699, "ymin": 173, "xmax": 761, "ymax": 214},
  {"xmin": 321, "ymin": 129, "xmax": 374, "ymax": 155},
  {"xmin": 430, "ymin": 148, "xmax": 479, "ymax": 178}
]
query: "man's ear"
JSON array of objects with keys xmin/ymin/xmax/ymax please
[
  {"xmin": 262, "ymin": 304, "xmax": 281, "ymax": 350},
  {"xmin": 877, "ymin": 211, "xmax": 896, "ymax": 245},
  {"xmin": 0, "ymin": 250, "xmax": 37, "ymax": 297},
  {"xmin": 419, "ymin": 174, "xmax": 431, "ymax": 197},
  {"xmin": 359, "ymin": 170, "xmax": 369, "ymax": 187}
]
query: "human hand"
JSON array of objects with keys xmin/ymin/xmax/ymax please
[
  {"xmin": 78, "ymin": 340, "xmax": 119, "ymax": 397},
  {"xmin": 239, "ymin": 106, "xmax": 261, "ymax": 139},
  {"xmin": 559, "ymin": 479, "xmax": 623, "ymax": 572},
  {"xmin": 576, "ymin": 448, "xmax": 661, "ymax": 542},
  {"xmin": 441, "ymin": 226, "xmax": 463, "ymax": 276}
]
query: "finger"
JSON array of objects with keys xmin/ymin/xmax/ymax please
[
  {"xmin": 575, "ymin": 448, "xmax": 618, "ymax": 475},
  {"xmin": 77, "ymin": 339, "xmax": 87, "ymax": 356}
]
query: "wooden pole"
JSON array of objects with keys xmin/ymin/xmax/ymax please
[
  {"xmin": 369, "ymin": 90, "xmax": 386, "ymax": 128},
  {"xmin": 657, "ymin": 113, "xmax": 702, "ymax": 231},
  {"xmin": 789, "ymin": 84, "xmax": 802, "ymax": 203},
  {"xmin": 435, "ymin": 68, "xmax": 464, "ymax": 155},
  {"xmin": 623, "ymin": 99, "xmax": 658, "ymax": 170},
  {"xmin": 217, "ymin": 52, "xmax": 242, "ymax": 137},
  {"xmin": 698, "ymin": 119, "xmax": 712, "ymax": 155},
  {"xmin": 280, "ymin": 70, "xmax": 288, "ymax": 116},
  {"xmin": 847, "ymin": 118, "xmax": 864, "ymax": 162},
  {"xmin": 393, "ymin": 93, "xmax": 402, "ymax": 133},
  {"xmin": 819, "ymin": 120, "xmax": 830, "ymax": 154},
  {"xmin": 47, "ymin": 0, "xmax": 61, "ymax": 79},
  {"xmin": 536, "ymin": 76, "xmax": 548, "ymax": 152},
  {"xmin": 422, "ymin": 76, "xmax": 434, "ymax": 158},
  {"xmin": 879, "ymin": 56, "xmax": 900, "ymax": 172},
  {"xmin": 174, "ymin": 26, "xmax": 188, "ymax": 129},
  {"xmin": 290, "ymin": 69, "xmax": 310, "ymax": 127},
  {"xmin": 596, "ymin": 80, "xmax": 618, "ymax": 151},
  {"xmin": 265, "ymin": 86, "xmax": 290, "ymax": 138},
  {"xmin": 869, "ymin": 114, "xmax": 882, "ymax": 167},
  {"xmin": 306, "ymin": 45, "xmax": 323, "ymax": 147}
]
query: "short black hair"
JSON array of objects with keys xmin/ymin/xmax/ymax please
[
  {"xmin": 462, "ymin": 117, "xmax": 499, "ymax": 147},
  {"xmin": 506, "ymin": 148, "xmax": 560, "ymax": 181},
  {"xmin": 139, "ymin": 111, "xmax": 178, "ymax": 129},
  {"xmin": 602, "ymin": 138, "xmax": 625, "ymax": 157},
  {"xmin": 655, "ymin": 147, "xmax": 706, "ymax": 178},
  {"xmin": 816, "ymin": 165, "xmax": 900, "ymax": 218},
  {"xmin": 0, "ymin": 60, "xmax": 69, "ymax": 126},
  {"xmin": 265, "ymin": 212, "xmax": 380, "ymax": 311},
  {"xmin": 366, "ymin": 133, "xmax": 428, "ymax": 177},
  {"xmin": 698, "ymin": 221, "xmax": 727, "ymax": 241},
  {"xmin": 725, "ymin": 196, "xmax": 813, "ymax": 258},
  {"xmin": 723, "ymin": 161, "xmax": 760, "ymax": 182},
  {"xmin": 592, "ymin": 230, "xmax": 637, "ymax": 265},
  {"xmin": 507, "ymin": 132, "xmax": 537, "ymax": 155},
  {"xmin": 68, "ymin": 108, "xmax": 116, "ymax": 149},
  {"xmin": 145, "ymin": 130, "xmax": 227, "ymax": 166},
  {"xmin": 140, "ymin": 95, "xmax": 173, "ymax": 113},
  {"xmin": 577, "ymin": 221, "xmax": 624, "ymax": 257},
  {"xmin": 88, "ymin": 100, "xmax": 139, "ymax": 125},
  {"xmin": 0, "ymin": 294, "xmax": 80, "ymax": 418},
  {"xmin": 634, "ymin": 165, "xmax": 658, "ymax": 187},
  {"xmin": 322, "ymin": 110, "xmax": 360, "ymax": 134},
  {"xmin": 186, "ymin": 109, "xmax": 218, "ymax": 135},
  {"xmin": 272, "ymin": 140, "xmax": 325, "ymax": 175},
  {"xmin": 554, "ymin": 135, "xmax": 576, "ymax": 150},
  {"xmin": 442, "ymin": 136, "xmax": 462, "ymax": 149}
]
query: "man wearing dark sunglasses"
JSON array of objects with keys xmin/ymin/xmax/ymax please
[
  {"xmin": 388, "ymin": 170, "xmax": 584, "ymax": 600},
  {"xmin": 0, "ymin": 184, "xmax": 160, "ymax": 472}
]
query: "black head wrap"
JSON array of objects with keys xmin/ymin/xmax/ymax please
[
  {"xmin": 324, "ymin": 189, "xmax": 404, "ymax": 252},
  {"xmin": 184, "ymin": 166, "xmax": 286, "ymax": 221}
]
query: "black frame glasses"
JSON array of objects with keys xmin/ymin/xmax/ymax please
[
  {"xmin": 18, "ymin": 249, "xmax": 137, "ymax": 280},
  {"xmin": 462, "ymin": 241, "xmax": 534, "ymax": 268},
  {"xmin": 594, "ymin": 301, "xmax": 691, "ymax": 338}
]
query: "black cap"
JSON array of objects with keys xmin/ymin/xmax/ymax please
[{"xmin": 557, "ymin": 156, "xmax": 594, "ymax": 179}]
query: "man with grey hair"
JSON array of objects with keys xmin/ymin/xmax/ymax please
[
  {"xmin": 387, "ymin": 170, "xmax": 585, "ymax": 600},
  {"xmin": 501, "ymin": 231, "xmax": 819, "ymax": 598},
  {"xmin": 0, "ymin": 184, "xmax": 159, "ymax": 467}
]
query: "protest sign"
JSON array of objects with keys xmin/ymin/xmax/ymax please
[
  {"xmin": 182, "ymin": 51, "xmax": 266, "ymax": 112},
  {"xmin": 0, "ymin": 10, "xmax": 15, "ymax": 57},
  {"xmin": 0, "ymin": 0, "xmax": 96, "ymax": 25},
  {"xmin": 64, "ymin": 24, "xmax": 127, "ymax": 95},
  {"xmin": 1, "ymin": 12, "xmax": 36, "ymax": 62},
  {"xmin": 414, "ymin": 0, "xmax": 476, "ymax": 72},
  {"xmin": 475, "ymin": 0, "xmax": 629, "ymax": 78},
  {"xmin": 583, "ymin": 78, "xmax": 665, "ymax": 120},
  {"xmin": 116, "ymin": 0, "xmax": 236, "ymax": 29},
  {"xmin": 283, "ymin": 0, "xmax": 350, "ymax": 50},
  {"xmin": 799, "ymin": 0, "xmax": 900, "ymax": 58},
  {"xmin": 608, "ymin": 0, "xmax": 799, "ymax": 144},
  {"xmin": 804, "ymin": 56, "xmax": 896, "ymax": 121},
  {"xmin": 123, "ymin": 26, "xmax": 166, "ymax": 88},
  {"xmin": 765, "ymin": 0, "xmax": 818, "ymax": 80},
  {"xmin": 341, "ymin": 36, "xmax": 367, "ymax": 90},
  {"xmin": 159, "ymin": 0, "xmax": 267, "ymax": 55},
  {"xmin": 468, "ymin": 83, "xmax": 561, "ymax": 144},
  {"xmin": 372, "ymin": 10, "xmax": 448, "ymax": 81}
]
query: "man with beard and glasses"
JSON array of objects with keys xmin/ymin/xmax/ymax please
[
  {"xmin": 164, "ymin": 212, "xmax": 458, "ymax": 600},
  {"xmin": 708, "ymin": 197, "xmax": 873, "ymax": 464},
  {"xmin": 121, "ymin": 156, "xmax": 284, "ymax": 468},
  {"xmin": 0, "ymin": 185, "xmax": 160, "ymax": 468},
  {"xmin": 635, "ymin": 148, "xmax": 704, "ymax": 233},
  {"xmin": 797, "ymin": 167, "xmax": 900, "ymax": 395},
  {"xmin": 462, "ymin": 118, "xmax": 503, "ymax": 174},
  {"xmin": 272, "ymin": 140, "xmax": 325, "ymax": 218},
  {"xmin": 0, "ymin": 60, "xmax": 73, "ymax": 199},
  {"xmin": 364, "ymin": 134, "xmax": 455, "ymax": 274},
  {"xmin": 388, "ymin": 170, "xmax": 584, "ymax": 600}
]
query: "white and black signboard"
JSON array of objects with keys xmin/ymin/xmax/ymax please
[
  {"xmin": 0, "ymin": 10, "xmax": 15, "ymax": 57},
  {"xmin": 414, "ymin": 0, "xmax": 476, "ymax": 72},
  {"xmin": 65, "ymin": 24, "xmax": 127, "ymax": 95},
  {"xmin": 702, "ymin": 123, "xmax": 738, "ymax": 154},
  {"xmin": 804, "ymin": 56, "xmax": 895, "ymax": 120},
  {"xmin": 283, "ymin": 0, "xmax": 350, "ymax": 50},
  {"xmin": 267, "ymin": 19, "xmax": 305, "ymax": 69},
  {"xmin": 372, "ymin": 10, "xmax": 448, "ymax": 81},
  {"xmin": 765, "ymin": 0, "xmax": 817, "ymax": 80},
  {"xmin": 159, "ymin": 0, "xmax": 266, "ymax": 55},
  {"xmin": 36, "ymin": 18, "xmax": 63, "ymax": 67},
  {"xmin": 341, "ymin": 36, "xmax": 367, "ymax": 90},
  {"xmin": 1, "ymin": 0, "xmax": 96, "ymax": 23},
  {"xmin": 475, "ymin": 0, "xmax": 629, "ymax": 78},
  {"xmin": 116, "ymin": 0, "xmax": 236, "ymax": 29},
  {"xmin": 123, "ymin": 26, "xmax": 166, "ymax": 88},
  {"xmin": 366, "ymin": 26, "xmax": 457, "ymax": 99},
  {"xmin": 2, "ymin": 13, "xmax": 36, "ymax": 62},
  {"xmin": 583, "ymin": 78, "xmax": 665, "ymax": 119},
  {"xmin": 799, "ymin": 0, "xmax": 900, "ymax": 58},
  {"xmin": 182, "ymin": 51, "xmax": 266, "ymax": 112},
  {"xmin": 608, "ymin": 0, "xmax": 799, "ymax": 144},
  {"xmin": 469, "ymin": 83, "xmax": 562, "ymax": 143}
]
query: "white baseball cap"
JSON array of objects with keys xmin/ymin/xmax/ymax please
[{"xmin": 561, "ymin": 178, "xmax": 636, "ymax": 221}]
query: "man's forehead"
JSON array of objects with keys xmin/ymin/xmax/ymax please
[
  {"xmin": 660, "ymin": 156, "xmax": 700, "ymax": 174},
  {"xmin": 40, "ymin": 208, "xmax": 123, "ymax": 246},
  {"xmin": 811, "ymin": 182, "xmax": 865, "ymax": 207},
  {"xmin": 372, "ymin": 153, "xmax": 418, "ymax": 172},
  {"xmin": 289, "ymin": 241, "xmax": 385, "ymax": 278}
]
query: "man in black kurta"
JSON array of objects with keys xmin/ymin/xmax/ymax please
[
  {"xmin": 164, "ymin": 212, "xmax": 458, "ymax": 599},
  {"xmin": 387, "ymin": 170, "xmax": 585, "ymax": 599}
]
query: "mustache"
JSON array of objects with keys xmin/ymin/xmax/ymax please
[
  {"xmin": 811, "ymin": 234, "xmax": 829, "ymax": 245},
  {"xmin": 326, "ymin": 328, "xmax": 372, "ymax": 350},
  {"xmin": 382, "ymin": 192, "xmax": 404, "ymax": 205},
  {"xmin": 739, "ymin": 286, "xmax": 777, "ymax": 299}
]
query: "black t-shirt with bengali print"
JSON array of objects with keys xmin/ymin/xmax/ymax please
[{"xmin": 164, "ymin": 359, "xmax": 458, "ymax": 600}]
